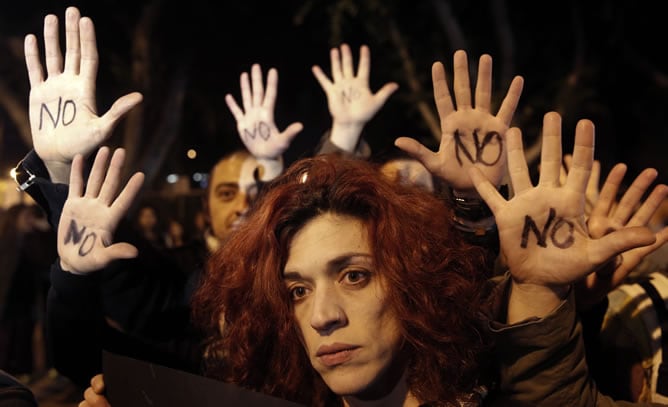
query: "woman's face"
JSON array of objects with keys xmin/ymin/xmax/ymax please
[{"xmin": 283, "ymin": 212, "xmax": 405, "ymax": 398}]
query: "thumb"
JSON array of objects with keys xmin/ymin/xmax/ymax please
[
  {"xmin": 101, "ymin": 242, "xmax": 139, "ymax": 262},
  {"xmin": 100, "ymin": 92, "xmax": 143, "ymax": 133},
  {"xmin": 394, "ymin": 137, "xmax": 436, "ymax": 172},
  {"xmin": 280, "ymin": 122, "xmax": 304, "ymax": 144},
  {"xmin": 590, "ymin": 226, "xmax": 656, "ymax": 266},
  {"xmin": 372, "ymin": 82, "xmax": 399, "ymax": 107}
]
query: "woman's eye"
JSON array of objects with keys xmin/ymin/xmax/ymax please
[
  {"xmin": 344, "ymin": 270, "xmax": 369, "ymax": 285},
  {"xmin": 290, "ymin": 286, "xmax": 308, "ymax": 300}
]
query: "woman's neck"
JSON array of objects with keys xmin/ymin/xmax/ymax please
[{"xmin": 341, "ymin": 372, "xmax": 420, "ymax": 407}]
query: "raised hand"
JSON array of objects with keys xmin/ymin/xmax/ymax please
[
  {"xmin": 575, "ymin": 164, "xmax": 668, "ymax": 306},
  {"xmin": 469, "ymin": 112, "xmax": 656, "ymax": 321},
  {"xmin": 58, "ymin": 147, "xmax": 144, "ymax": 275},
  {"xmin": 24, "ymin": 7, "xmax": 142, "ymax": 183},
  {"xmin": 312, "ymin": 43, "xmax": 398, "ymax": 152},
  {"xmin": 396, "ymin": 50, "xmax": 523, "ymax": 192},
  {"xmin": 225, "ymin": 64, "xmax": 303, "ymax": 160}
]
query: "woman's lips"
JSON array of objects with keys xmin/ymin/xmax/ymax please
[{"xmin": 316, "ymin": 344, "xmax": 360, "ymax": 367}]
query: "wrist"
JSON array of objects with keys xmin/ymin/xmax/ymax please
[
  {"xmin": 43, "ymin": 160, "xmax": 72, "ymax": 184},
  {"xmin": 507, "ymin": 280, "xmax": 570, "ymax": 323},
  {"xmin": 59, "ymin": 259, "xmax": 87, "ymax": 276},
  {"xmin": 256, "ymin": 156, "xmax": 283, "ymax": 182},
  {"xmin": 330, "ymin": 121, "xmax": 364, "ymax": 153}
]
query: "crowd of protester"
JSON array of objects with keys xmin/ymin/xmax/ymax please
[{"xmin": 1, "ymin": 6, "xmax": 668, "ymax": 407}]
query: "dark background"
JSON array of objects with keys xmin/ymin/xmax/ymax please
[{"xmin": 1, "ymin": 0, "xmax": 666, "ymax": 196}]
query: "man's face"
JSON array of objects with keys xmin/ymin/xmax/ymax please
[{"xmin": 207, "ymin": 153, "xmax": 260, "ymax": 242}]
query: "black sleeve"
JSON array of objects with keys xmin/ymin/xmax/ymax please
[
  {"xmin": 14, "ymin": 150, "xmax": 68, "ymax": 230},
  {"xmin": 0, "ymin": 370, "xmax": 37, "ymax": 407},
  {"xmin": 46, "ymin": 261, "xmax": 205, "ymax": 389}
]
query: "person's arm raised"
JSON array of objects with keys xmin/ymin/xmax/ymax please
[
  {"xmin": 225, "ymin": 64, "xmax": 302, "ymax": 181},
  {"xmin": 24, "ymin": 6, "xmax": 142, "ymax": 184},
  {"xmin": 469, "ymin": 112, "xmax": 656, "ymax": 322},
  {"xmin": 312, "ymin": 43, "xmax": 398, "ymax": 154},
  {"xmin": 58, "ymin": 147, "xmax": 144, "ymax": 275},
  {"xmin": 396, "ymin": 49, "xmax": 523, "ymax": 194}
]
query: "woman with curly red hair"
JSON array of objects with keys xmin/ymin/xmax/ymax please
[{"xmin": 191, "ymin": 154, "xmax": 491, "ymax": 406}]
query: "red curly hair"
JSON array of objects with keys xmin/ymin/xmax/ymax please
[{"xmin": 191, "ymin": 154, "xmax": 490, "ymax": 406}]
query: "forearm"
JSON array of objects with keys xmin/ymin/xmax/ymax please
[
  {"xmin": 488, "ymin": 274, "xmax": 666, "ymax": 406},
  {"xmin": 329, "ymin": 121, "xmax": 365, "ymax": 153},
  {"xmin": 315, "ymin": 130, "xmax": 371, "ymax": 159}
]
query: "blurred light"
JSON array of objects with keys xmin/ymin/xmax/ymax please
[
  {"xmin": 187, "ymin": 149, "xmax": 197, "ymax": 159},
  {"xmin": 166, "ymin": 174, "xmax": 179, "ymax": 184},
  {"xmin": 192, "ymin": 172, "xmax": 203, "ymax": 182},
  {"xmin": 9, "ymin": 168, "xmax": 17, "ymax": 180}
]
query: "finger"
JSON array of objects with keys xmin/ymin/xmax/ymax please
[
  {"xmin": 83, "ymin": 387, "xmax": 111, "ymax": 407},
  {"xmin": 341, "ymin": 43, "xmax": 354, "ymax": 79},
  {"xmin": 565, "ymin": 119, "xmax": 595, "ymax": 194},
  {"xmin": 85, "ymin": 147, "xmax": 111, "ymax": 198},
  {"xmin": 614, "ymin": 168, "xmax": 658, "ymax": 225},
  {"xmin": 97, "ymin": 148, "xmax": 126, "ymax": 206},
  {"xmin": 587, "ymin": 160, "xmax": 601, "ymax": 199},
  {"xmin": 69, "ymin": 154, "xmax": 85, "ymax": 198},
  {"xmin": 506, "ymin": 127, "xmax": 532, "ymax": 193},
  {"xmin": 240, "ymin": 71, "xmax": 251, "ymax": 112},
  {"xmin": 558, "ymin": 163, "xmax": 568, "ymax": 187},
  {"xmin": 496, "ymin": 76, "xmax": 524, "ymax": 126},
  {"xmin": 90, "ymin": 374, "xmax": 105, "ymax": 393},
  {"xmin": 311, "ymin": 65, "xmax": 332, "ymax": 92},
  {"xmin": 474, "ymin": 54, "xmax": 492, "ymax": 112},
  {"xmin": 394, "ymin": 137, "xmax": 437, "ymax": 173},
  {"xmin": 371, "ymin": 82, "xmax": 399, "ymax": 108},
  {"xmin": 63, "ymin": 7, "xmax": 81, "ymax": 74},
  {"xmin": 563, "ymin": 154, "xmax": 573, "ymax": 172},
  {"xmin": 357, "ymin": 45, "xmax": 370, "ymax": 81},
  {"xmin": 101, "ymin": 242, "xmax": 139, "ymax": 262},
  {"xmin": 24, "ymin": 35, "xmax": 44, "ymax": 86},
  {"xmin": 262, "ymin": 68, "xmax": 278, "ymax": 109},
  {"xmin": 592, "ymin": 229, "xmax": 656, "ymax": 285},
  {"xmin": 431, "ymin": 62, "xmax": 454, "ymax": 121},
  {"xmin": 224, "ymin": 94, "xmax": 244, "ymax": 121},
  {"xmin": 619, "ymin": 225, "xmax": 668, "ymax": 277},
  {"xmin": 251, "ymin": 64, "xmax": 264, "ymax": 107},
  {"xmin": 590, "ymin": 163, "xmax": 627, "ymax": 219},
  {"xmin": 44, "ymin": 13, "xmax": 63, "ymax": 76},
  {"xmin": 589, "ymin": 226, "xmax": 656, "ymax": 266},
  {"xmin": 628, "ymin": 183, "xmax": 667, "ymax": 227},
  {"xmin": 100, "ymin": 92, "xmax": 143, "ymax": 138},
  {"xmin": 279, "ymin": 122, "xmax": 304, "ymax": 144},
  {"xmin": 79, "ymin": 17, "xmax": 99, "ymax": 82},
  {"xmin": 537, "ymin": 112, "xmax": 563, "ymax": 186},
  {"xmin": 452, "ymin": 50, "xmax": 472, "ymax": 109},
  {"xmin": 468, "ymin": 166, "xmax": 506, "ymax": 214},
  {"xmin": 111, "ymin": 172, "xmax": 145, "ymax": 217},
  {"xmin": 330, "ymin": 46, "xmax": 342, "ymax": 83}
]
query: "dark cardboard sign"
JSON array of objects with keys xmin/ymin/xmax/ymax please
[{"xmin": 102, "ymin": 350, "xmax": 306, "ymax": 407}]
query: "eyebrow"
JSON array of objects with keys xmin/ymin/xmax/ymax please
[
  {"xmin": 283, "ymin": 252, "xmax": 373, "ymax": 281},
  {"xmin": 214, "ymin": 182, "xmax": 239, "ymax": 190}
]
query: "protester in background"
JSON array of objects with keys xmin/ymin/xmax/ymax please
[{"xmin": 0, "ymin": 204, "xmax": 55, "ymax": 381}]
